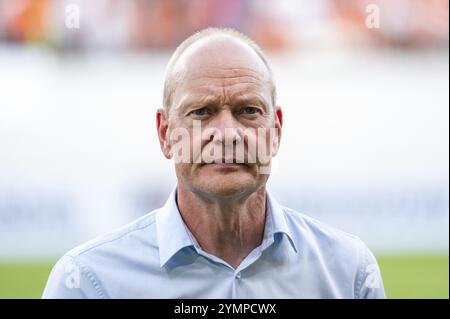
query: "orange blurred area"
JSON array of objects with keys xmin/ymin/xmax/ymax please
[{"xmin": 0, "ymin": 0, "xmax": 448, "ymax": 51}]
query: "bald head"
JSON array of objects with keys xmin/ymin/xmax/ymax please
[{"xmin": 163, "ymin": 28, "xmax": 276, "ymax": 112}]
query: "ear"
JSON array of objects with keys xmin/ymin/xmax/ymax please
[
  {"xmin": 156, "ymin": 108, "xmax": 172, "ymax": 159},
  {"xmin": 272, "ymin": 106, "xmax": 283, "ymax": 156}
]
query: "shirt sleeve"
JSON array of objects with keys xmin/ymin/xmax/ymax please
[
  {"xmin": 42, "ymin": 255, "xmax": 107, "ymax": 299},
  {"xmin": 355, "ymin": 241, "xmax": 387, "ymax": 299}
]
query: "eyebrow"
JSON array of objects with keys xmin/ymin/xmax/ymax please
[
  {"xmin": 176, "ymin": 93, "xmax": 270, "ymax": 113},
  {"xmin": 175, "ymin": 95, "xmax": 218, "ymax": 113},
  {"xmin": 232, "ymin": 94, "xmax": 270, "ymax": 110}
]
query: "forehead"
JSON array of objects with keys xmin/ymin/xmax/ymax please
[
  {"xmin": 175, "ymin": 35, "xmax": 269, "ymax": 78},
  {"xmin": 170, "ymin": 36, "xmax": 271, "ymax": 107}
]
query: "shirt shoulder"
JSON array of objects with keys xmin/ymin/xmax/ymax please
[
  {"xmin": 280, "ymin": 206, "xmax": 386, "ymax": 298},
  {"xmin": 42, "ymin": 209, "xmax": 161, "ymax": 298},
  {"xmin": 281, "ymin": 205, "xmax": 364, "ymax": 248},
  {"xmin": 66, "ymin": 209, "xmax": 159, "ymax": 258}
]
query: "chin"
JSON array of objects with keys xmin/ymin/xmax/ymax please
[
  {"xmin": 176, "ymin": 163, "xmax": 266, "ymax": 198},
  {"xmin": 196, "ymin": 174, "xmax": 256, "ymax": 198}
]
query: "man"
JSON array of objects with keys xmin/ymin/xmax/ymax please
[{"xmin": 43, "ymin": 28, "xmax": 385, "ymax": 298}]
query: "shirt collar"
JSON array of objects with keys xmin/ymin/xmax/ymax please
[
  {"xmin": 264, "ymin": 189, "xmax": 298, "ymax": 253},
  {"xmin": 156, "ymin": 186, "xmax": 297, "ymax": 268},
  {"xmin": 155, "ymin": 187, "xmax": 195, "ymax": 268}
]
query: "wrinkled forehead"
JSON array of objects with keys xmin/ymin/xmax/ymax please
[
  {"xmin": 172, "ymin": 35, "xmax": 270, "ymax": 85},
  {"xmin": 169, "ymin": 36, "xmax": 272, "ymax": 107}
]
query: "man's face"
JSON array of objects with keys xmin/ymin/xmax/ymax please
[{"xmin": 157, "ymin": 36, "xmax": 282, "ymax": 198}]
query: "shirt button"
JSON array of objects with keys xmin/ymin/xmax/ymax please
[{"xmin": 235, "ymin": 272, "xmax": 242, "ymax": 279}]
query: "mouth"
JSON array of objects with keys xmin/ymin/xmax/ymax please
[
  {"xmin": 203, "ymin": 163, "xmax": 246, "ymax": 173},
  {"xmin": 208, "ymin": 163, "xmax": 243, "ymax": 167},
  {"xmin": 200, "ymin": 160, "xmax": 248, "ymax": 169},
  {"xmin": 204, "ymin": 158, "xmax": 247, "ymax": 163}
]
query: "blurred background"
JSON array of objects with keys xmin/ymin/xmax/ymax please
[{"xmin": 0, "ymin": 0, "xmax": 448, "ymax": 298}]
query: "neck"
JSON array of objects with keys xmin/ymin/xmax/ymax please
[{"xmin": 176, "ymin": 184, "xmax": 267, "ymax": 269}]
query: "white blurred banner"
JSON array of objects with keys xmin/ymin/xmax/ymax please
[{"xmin": 0, "ymin": 47, "xmax": 448, "ymax": 258}]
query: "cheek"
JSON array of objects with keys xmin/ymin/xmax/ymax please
[
  {"xmin": 245, "ymin": 126, "xmax": 275, "ymax": 162},
  {"xmin": 167, "ymin": 123, "xmax": 196, "ymax": 160},
  {"xmin": 175, "ymin": 163, "xmax": 194, "ymax": 181}
]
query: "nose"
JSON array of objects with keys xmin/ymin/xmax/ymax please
[{"xmin": 209, "ymin": 109, "xmax": 242, "ymax": 145}]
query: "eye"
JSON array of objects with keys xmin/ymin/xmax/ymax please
[
  {"xmin": 189, "ymin": 108, "xmax": 209, "ymax": 117},
  {"xmin": 241, "ymin": 106, "xmax": 260, "ymax": 115}
]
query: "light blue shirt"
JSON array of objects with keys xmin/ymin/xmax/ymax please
[{"xmin": 42, "ymin": 187, "xmax": 386, "ymax": 299}]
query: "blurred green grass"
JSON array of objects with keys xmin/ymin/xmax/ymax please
[
  {"xmin": 0, "ymin": 261, "xmax": 55, "ymax": 299},
  {"xmin": 377, "ymin": 255, "xmax": 448, "ymax": 299},
  {"xmin": 0, "ymin": 255, "xmax": 448, "ymax": 298}
]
